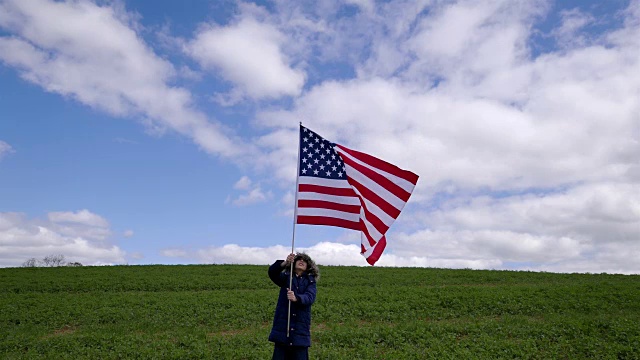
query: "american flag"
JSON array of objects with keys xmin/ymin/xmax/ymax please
[{"xmin": 296, "ymin": 125, "xmax": 419, "ymax": 265}]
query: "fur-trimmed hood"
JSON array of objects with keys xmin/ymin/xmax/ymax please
[{"xmin": 294, "ymin": 252, "xmax": 320, "ymax": 281}]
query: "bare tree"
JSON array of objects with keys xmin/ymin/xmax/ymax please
[
  {"xmin": 42, "ymin": 254, "xmax": 66, "ymax": 267},
  {"xmin": 21, "ymin": 258, "xmax": 40, "ymax": 267},
  {"xmin": 22, "ymin": 254, "xmax": 79, "ymax": 267}
]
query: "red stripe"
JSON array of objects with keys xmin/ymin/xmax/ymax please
[
  {"xmin": 365, "ymin": 236, "xmax": 387, "ymax": 265},
  {"xmin": 340, "ymin": 150, "xmax": 413, "ymax": 203},
  {"xmin": 298, "ymin": 183, "xmax": 358, "ymax": 197},
  {"xmin": 297, "ymin": 215, "xmax": 361, "ymax": 230},
  {"xmin": 347, "ymin": 177, "xmax": 401, "ymax": 219},
  {"xmin": 336, "ymin": 144, "xmax": 419, "ymax": 185},
  {"xmin": 297, "ymin": 199, "xmax": 360, "ymax": 214}
]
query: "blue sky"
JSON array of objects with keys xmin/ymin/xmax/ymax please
[{"xmin": 0, "ymin": 0, "xmax": 638, "ymax": 273}]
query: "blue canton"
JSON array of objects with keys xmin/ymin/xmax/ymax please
[{"xmin": 299, "ymin": 126, "xmax": 346, "ymax": 179}]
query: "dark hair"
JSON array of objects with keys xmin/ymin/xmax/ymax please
[{"xmin": 294, "ymin": 252, "xmax": 320, "ymax": 280}]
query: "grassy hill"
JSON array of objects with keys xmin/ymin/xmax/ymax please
[{"xmin": 1, "ymin": 265, "xmax": 638, "ymax": 359}]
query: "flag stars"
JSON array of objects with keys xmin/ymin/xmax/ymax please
[{"xmin": 299, "ymin": 127, "xmax": 352, "ymax": 181}]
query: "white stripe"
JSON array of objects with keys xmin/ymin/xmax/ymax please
[
  {"xmin": 298, "ymin": 176, "xmax": 352, "ymax": 188},
  {"xmin": 297, "ymin": 207, "xmax": 361, "ymax": 222},
  {"xmin": 344, "ymin": 162, "xmax": 406, "ymax": 212},
  {"xmin": 298, "ymin": 192, "xmax": 361, "ymax": 206},
  {"xmin": 336, "ymin": 146, "xmax": 416, "ymax": 193}
]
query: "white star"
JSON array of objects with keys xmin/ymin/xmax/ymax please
[
  {"xmin": 320, "ymin": 165, "xmax": 325, "ymax": 170},
  {"xmin": 303, "ymin": 137, "xmax": 309, "ymax": 143},
  {"xmin": 315, "ymin": 148, "xmax": 320, "ymax": 154},
  {"xmin": 320, "ymin": 154, "xmax": 325, "ymax": 159},
  {"xmin": 307, "ymin": 164, "xmax": 312, "ymax": 169},
  {"xmin": 307, "ymin": 153, "xmax": 313, "ymax": 158},
  {"xmin": 314, "ymin": 159, "xmax": 319, "ymax": 164},
  {"xmin": 314, "ymin": 137, "xmax": 320, "ymax": 143},
  {"xmin": 302, "ymin": 158, "xmax": 307, "ymax": 163},
  {"xmin": 332, "ymin": 165, "xmax": 337, "ymax": 171},
  {"xmin": 326, "ymin": 171, "xmax": 332, "ymax": 176},
  {"xmin": 338, "ymin": 172, "xmax": 343, "ymax": 177},
  {"xmin": 313, "ymin": 169, "xmax": 319, "ymax": 175},
  {"xmin": 301, "ymin": 168, "xmax": 307, "ymax": 174},
  {"xmin": 326, "ymin": 160, "xmax": 332, "ymax": 165},
  {"xmin": 303, "ymin": 147, "xmax": 308, "ymax": 153},
  {"xmin": 320, "ymin": 143, "xmax": 325, "ymax": 148}
]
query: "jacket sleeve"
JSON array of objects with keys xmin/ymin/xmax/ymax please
[
  {"xmin": 296, "ymin": 278, "xmax": 317, "ymax": 306},
  {"xmin": 268, "ymin": 260, "xmax": 288, "ymax": 287}
]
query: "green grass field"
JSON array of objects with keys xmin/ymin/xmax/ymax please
[{"xmin": 1, "ymin": 265, "xmax": 639, "ymax": 359}]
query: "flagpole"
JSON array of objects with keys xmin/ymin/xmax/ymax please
[{"xmin": 287, "ymin": 122, "xmax": 302, "ymax": 339}]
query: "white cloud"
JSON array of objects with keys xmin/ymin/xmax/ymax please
[
  {"xmin": 228, "ymin": 187, "xmax": 272, "ymax": 207},
  {"xmin": 123, "ymin": 230, "xmax": 134, "ymax": 238},
  {"xmin": 184, "ymin": 241, "xmax": 502, "ymax": 269},
  {"xmin": 0, "ymin": 211, "xmax": 126, "ymax": 267},
  {"xmin": 227, "ymin": 176, "xmax": 273, "ymax": 206},
  {"xmin": 0, "ymin": 0, "xmax": 250, "ymax": 160},
  {"xmin": 186, "ymin": 14, "xmax": 305, "ymax": 101},
  {"xmin": 0, "ymin": 140, "xmax": 14, "ymax": 159},
  {"xmin": 552, "ymin": 8, "xmax": 595, "ymax": 48},
  {"xmin": 392, "ymin": 182, "xmax": 640, "ymax": 274},
  {"xmin": 233, "ymin": 176, "xmax": 252, "ymax": 190},
  {"xmin": 48, "ymin": 209, "xmax": 109, "ymax": 228},
  {"xmin": 194, "ymin": 242, "xmax": 377, "ymax": 266}
]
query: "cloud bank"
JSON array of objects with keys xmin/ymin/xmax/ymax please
[{"xmin": 0, "ymin": 210, "xmax": 125, "ymax": 267}]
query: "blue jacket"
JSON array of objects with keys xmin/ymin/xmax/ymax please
[{"xmin": 268, "ymin": 260, "xmax": 317, "ymax": 347}]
